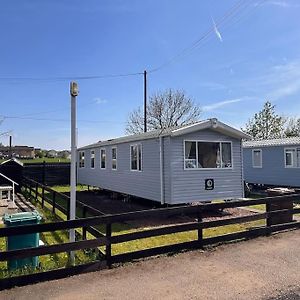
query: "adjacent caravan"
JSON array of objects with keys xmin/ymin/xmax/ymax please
[
  {"xmin": 77, "ymin": 118, "xmax": 250, "ymax": 205},
  {"xmin": 243, "ymin": 137, "xmax": 300, "ymax": 188}
]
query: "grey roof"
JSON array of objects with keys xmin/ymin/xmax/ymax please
[
  {"xmin": 78, "ymin": 118, "xmax": 251, "ymax": 150},
  {"xmin": 243, "ymin": 137, "xmax": 300, "ymax": 148}
]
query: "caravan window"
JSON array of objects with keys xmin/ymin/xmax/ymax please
[
  {"xmin": 184, "ymin": 141, "xmax": 232, "ymax": 169},
  {"xmin": 130, "ymin": 144, "xmax": 142, "ymax": 171},
  {"xmin": 79, "ymin": 151, "xmax": 85, "ymax": 168},
  {"xmin": 100, "ymin": 149, "xmax": 106, "ymax": 169},
  {"xmin": 184, "ymin": 141, "xmax": 197, "ymax": 168},
  {"xmin": 90, "ymin": 150, "xmax": 95, "ymax": 168},
  {"xmin": 285, "ymin": 148, "xmax": 300, "ymax": 168},
  {"xmin": 112, "ymin": 147, "xmax": 117, "ymax": 170},
  {"xmin": 252, "ymin": 149, "xmax": 262, "ymax": 168}
]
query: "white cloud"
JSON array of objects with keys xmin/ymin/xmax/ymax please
[
  {"xmin": 262, "ymin": 60, "xmax": 300, "ymax": 100},
  {"xmin": 199, "ymin": 82, "xmax": 227, "ymax": 91},
  {"xmin": 262, "ymin": 0, "xmax": 300, "ymax": 8},
  {"xmin": 202, "ymin": 98, "xmax": 246, "ymax": 112},
  {"xmin": 268, "ymin": 78, "xmax": 300, "ymax": 100},
  {"xmin": 233, "ymin": 59, "xmax": 300, "ymax": 101},
  {"xmin": 94, "ymin": 98, "xmax": 108, "ymax": 105}
]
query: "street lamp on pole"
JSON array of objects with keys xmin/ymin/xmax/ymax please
[{"xmin": 70, "ymin": 81, "xmax": 78, "ymax": 264}]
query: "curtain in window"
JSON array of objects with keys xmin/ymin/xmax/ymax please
[
  {"xmin": 101, "ymin": 150, "xmax": 106, "ymax": 168},
  {"xmin": 185, "ymin": 141, "xmax": 197, "ymax": 168},
  {"xmin": 221, "ymin": 143, "xmax": 232, "ymax": 168},
  {"xmin": 131, "ymin": 145, "xmax": 138, "ymax": 170}
]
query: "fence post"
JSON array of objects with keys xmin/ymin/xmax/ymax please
[
  {"xmin": 29, "ymin": 181, "xmax": 33, "ymax": 199},
  {"xmin": 52, "ymin": 191, "xmax": 56, "ymax": 214},
  {"xmin": 82, "ymin": 205, "xmax": 87, "ymax": 240},
  {"xmin": 197, "ymin": 210, "xmax": 203, "ymax": 249},
  {"xmin": 35, "ymin": 182, "xmax": 38, "ymax": 201},
  {"xmin": 41, "ymin": 186, "xmax": 45, "ymax": 208},
  {"xmin": 42, "ymin": 160, "xmax": 46, "ymax": 185},
  {"xmin": 266, "ymin": 202, "xmax": 272, "ymax": 236},
  {"xmin": 67, "ymin": 197, "xmax": 70, "ymax": 220},
  {"xmin": 106, "ymin": 223, "xmax": 112, "ymax": 268}
]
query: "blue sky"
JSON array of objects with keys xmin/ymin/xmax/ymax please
[{"xmin": 1, "ymin": 0, "xmax": 300, "ymax": 150}]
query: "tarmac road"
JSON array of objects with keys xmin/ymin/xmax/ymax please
[{"xmin": 1, "ymin": 230, "xmax": 299, "ymax": 300}]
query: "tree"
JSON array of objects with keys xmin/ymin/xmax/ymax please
[
  {"xmin": 243, "ymin": 101, "xmax": 285, "ymax": 139},
  {"xmin": 35, "ymin": 150, "xmax": 45, "ymax": 158},
  {"xmin": 284, "ymin": 116, "xmax": 300, "ymax": 137},
  {"xmin": 126, "ymin": 89, "xmax": 201, "ymax": 134}
]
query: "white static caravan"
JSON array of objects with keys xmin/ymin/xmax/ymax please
[{"xmin": 77, "ymin": 119, "xmax": 250, "ymax": 205}]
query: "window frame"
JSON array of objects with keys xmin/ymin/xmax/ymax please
[
  {"xmin": 111, "ymin": 147, "xmax": 117, "ymax": 170},
  {"xmin": 284, "ymin": 147, "xmax": 299, "ymax": 168},
  {"xmin": 79, "ymin": 151, "xmax": 85, "ymax": 168},
  {"xmin": 183, "ymin": 140, "xmax": 233, "ymax": 170},
  {"xmin": 100, "ymin": 148, "xmax": 106, "ymax": 169},
  {"xmin": 252, "ymin": 149, "xmax": 262, "ymax": 168},
  {"xmin": 90, "ymin": 149, "xmax": 95, "ymax": 169},
  {"xmin": 130, "ymin": 143, "xmax": 142, "ymax": 172}
]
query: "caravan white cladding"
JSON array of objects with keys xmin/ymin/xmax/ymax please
[{"xmin": 77, "ymin": 119, "xmax": 249, "ymax": 204}]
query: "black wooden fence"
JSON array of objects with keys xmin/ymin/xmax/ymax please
[
  {"xmin": 0, "ymin": 180, "xmax": 299, "ymax": 290},
  {"xmin": 23, "ymin": 162, "xmax": 70, "ymax": 185},
  {"xmin": 22, "ymin": 177, "xmax": 104, "ymax": 240}
]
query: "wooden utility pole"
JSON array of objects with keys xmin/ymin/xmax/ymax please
[
  {"xmin": 144, "ymin": 70, "xmax": 147, "ymax": 132},
  {"xmin": 9, "ymin": 135, "xmax": 12, "ymax": 158}
]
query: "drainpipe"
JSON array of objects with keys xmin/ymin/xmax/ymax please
[{"xmin": 159, "ymin": 136, "xmax": 165, "ymax": 205}]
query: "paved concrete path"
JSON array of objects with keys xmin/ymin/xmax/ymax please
[{"xmin": 1, "ymin": 230, "xmax": 299, "ymax": 300}]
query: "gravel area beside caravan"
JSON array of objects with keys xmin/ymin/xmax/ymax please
[
  {"xmin": 2, "ymin": 230, "xmax": 299, "ymax": 300},
  {"xmin": 70, "ymin": 190, "xmax": 257, "ymax": 228}
]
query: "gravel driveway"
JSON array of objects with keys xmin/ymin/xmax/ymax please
[{"xmin": 1, "ymin": 230, "xmax": 299, "ymax": 300}]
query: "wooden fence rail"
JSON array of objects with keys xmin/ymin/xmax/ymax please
[
  {"xmin": 22, "ymin": 177, "xmax": 104, "ymax": 239},
  {"xmin": 0, "ymin": 178, "xmax": 299, "ymax": 290}
]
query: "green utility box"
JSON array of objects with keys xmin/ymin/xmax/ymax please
[{"xmin": 3, "ymin": 211, "xmax": 42, "ymax": 270}]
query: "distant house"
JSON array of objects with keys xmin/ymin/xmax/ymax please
[
  {"xmin": 57, "ymin": 150, "xmax": 71, "ymax": 159},
  {"xmin": 77, "ymin": 119, "xmax": 250, "ymax": 205},
  {"xmin": 243, "ymin": 137, "xmax": 300, "ymax": 187},
  {"xmin": 0, "ymin": 145, "xmax": 35, "ymax": 159},
  {"xmin": 46, "ymin": 150, "xmax": 58, "ymax": 158}
]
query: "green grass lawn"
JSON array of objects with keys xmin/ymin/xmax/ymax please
[
  {"xmin": 51, "ymin": 184, "xmax": 91, "ymax": 193},
  {"xmin": 40, "ymin": 186, "xmax": 268, "ymax": 254},
  {"xmin": 36, "ymin": 184, "xmax": 96, "ymax": 220},
  {"xmin": 0, "ymin": 189, "xmax": 98, "ymax": 279},
  {"xmin": 0, "ymin": 157, "xmax": 70, "ymax": 164},
  {"xmin": 0, "ymin": 186, "xmax": 271, "ymax": 279}
]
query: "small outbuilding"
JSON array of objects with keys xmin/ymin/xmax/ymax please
[
  {"xmin": 243, "ymin": 137, "xmax": 300, "ymax": 188},
  {"xmin": 77, "ymin": 118, "xmax": 250, "ymax": 204},
  {"xmin": 0, "ymin": 158, "xmax": 24, "ymax": 190}
]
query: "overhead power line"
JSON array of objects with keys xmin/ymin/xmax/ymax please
[
  {"xmin": 0, "ymin": 0, "xmax": 263, "ymax": 84},
  {"xmin": 0, "ymin": 72, "xmax": 143, "ymax": 83},
  {"xmin": 148, "ymin": 0, "xmax": 255, "ymax": 73},
  {"xmin": 13, "ymin": 97, "xmax": 102, "ymax": 118},
  {"xmin": 0, "ymin": 115, "xmax": 126, "ymax": 124}
]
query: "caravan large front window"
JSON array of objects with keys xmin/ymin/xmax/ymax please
[
  {"xmin": 184, "ymin": 141, "xmax": 232, "ymax": 169},
  {"xmin": 184, "ymin": 141, "xmax": 197, "ymax": 168},
  {"xmin": 285, "ymin": 148, "xmax": 300, "ymax": 168}
]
